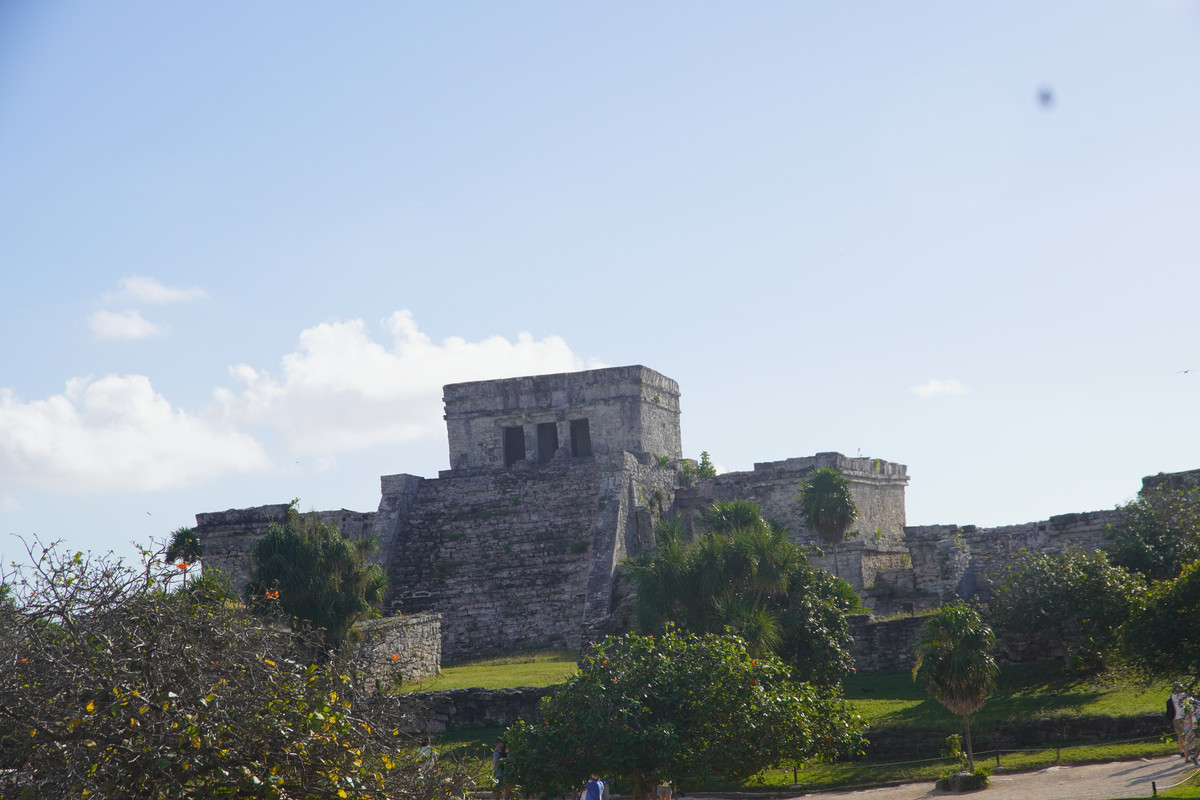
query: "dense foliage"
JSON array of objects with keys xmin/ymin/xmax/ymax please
[
  {"xmin": 628, "ymin": 501, "xmax": 858, "ymax": 687},
  {"xmin": 987, "ymin": 549, "xmax": 1144, "ymax": 668},
  {"xmin": 913, "ymin": 604, "xmax": 998, "ymax": 770},
  {"xmin": 1106, "ymin": 485, "xmax": 1200, "ymax": 581},
  {"xmin": 0, "ymin": 538, "xmax": 464, "ymax": 800},
  {"xmin": 503, "ymin": 628, "xmax": 864, "ymax": 800},
  {"xmin": 1122, "ymin": 560, "xmax": 1200, "ymax": 680},
  {"xmin": 246, "ymin": 503, "xmax": 387, "ymax": 652}
]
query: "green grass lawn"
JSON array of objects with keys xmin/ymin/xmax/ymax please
[
  {"xmin": 411, "ymin": 655, "xmax": 1177, "ymax": 794},
  {"xmin": 397, "ymin": 649, "xmax": 578, "ymax": 692},
  {"xmin": 844, "ymin": 662, "xmax": 1170, "ymax": 729}
]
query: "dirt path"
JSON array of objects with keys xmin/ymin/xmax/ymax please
[{"xmin": 768, "ymin": 756, "xmax": 1197, "ymax": 800}]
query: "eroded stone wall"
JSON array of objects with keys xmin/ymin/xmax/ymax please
[
  {"xmin": 353, "ymin": 612, "xmax": 442, "ymax": 688},
  {"xmin": 368, "ymin": 687, "xmax": 549, "ymax": 734},
  {"xmin": 903, "ymin": 511, "xmax": 1121, "ymax": 608},
  {"xmin": 195, "ymin": 505, "xmax": 377, "ymax": 595},
  {"xmin": 672, "ymin": 452, "xmax": 910, "ymax": 590},
  {"xmin": 379, "ymin": 451, "xmax": 677, "ymax": 661},
  {"xmin": 443, "ymin": 365, "xmax": 681, "ymax": 471}
]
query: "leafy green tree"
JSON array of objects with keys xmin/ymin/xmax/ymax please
[
  {"xmin": 1106, "ymin": 485, "xmax": 1200, "ymax": 581},
  {"xmin": 987, "ymin": 549, "xmax": 1144, "ymax": 669},
  {"xmin": 1122, "ymin": 560, "xmax": 1200, "ymax": 680},
  {"xmin": 913, "ymin": 604, "xmax": 998, "ymax": 771},
  {"xmin": 629, "ymin": 502, "xmax": 857, "ymax": 687},
  {"xmin": 0, "ymin": 537, "xmax": 464, "ymax": 799},
  {"xmin": 503, "ymin": 628, "xmax": 864, "ymax": 800},
  {"xmin": 796, "ymin": 467, "xmax": 858, "ymax": 578},
  {"xmin": 246, "ymin": 504, "xmax": 387, "ymax": 652}
]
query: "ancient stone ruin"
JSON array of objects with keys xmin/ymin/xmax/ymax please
[{"xmin": 194, "ymin": 363, "xmax": 1182, "ymax": 662}]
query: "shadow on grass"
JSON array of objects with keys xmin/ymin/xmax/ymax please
[{"xmin": 846, "ymin": 661, "xmax": 1115, "ymax": 731}]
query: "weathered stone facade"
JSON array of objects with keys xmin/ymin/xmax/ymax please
[
  {"xmin": 353, "ymin": 612, "xmax": 442, "ymax": 688},
  {"xmin": 193, "ymin": 362, "xmax": 1190, "ymax": 666},
  {"xmin": 674, "ymin": 453, "xmax": 910, "ymax": 587},
  {"xmin": 848, "ymin": 510, "xmax": 1122, "ymax": 617},
  {"xmin": 196, "ymin": 365, "xmax": 925, "ymax": 662}
]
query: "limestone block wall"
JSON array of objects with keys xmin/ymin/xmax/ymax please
[
  {"xmin": 380, "ymin": 452, "xmax": 676, "ymax": 661},
  {"xmin": 672, "ymin": 452, "xmax": 909, "ymax": 590},
  {"xmin": 193, "ymin": 504, "xmax": 290, "ymax": 592},
  {"xmin": 903, "ymin": 510, "xmax": 1122, "ymax": 608},
  {"xmin": 443, "ymin": 365, "xmax": 681, "ymax": 471},
  {"xmin": 195, "ymin": 505, "xmax": 378, "ymax": 595},
  {"xmin": 368, "ymin": 687, "xmax": 550, "ymax": 734},
  {"xmin": 353, "ymin": 612, "xmax": 442, "ymax": 688},
  {"xmin": 846, "ymin": 614, "xmax": 925, "ymax": 673},
  {"xmin": 847, "ymin": 614, "xmax": 1071, "ymax": 675}
]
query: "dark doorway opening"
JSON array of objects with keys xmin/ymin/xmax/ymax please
[
  {"xmin": 504, "ymin": 426, "xmax": 525, "ymax": 467},
  {"xmin": 570, "ymin": 418, "xmax": 592, "ymax": 457},
  {"xmin": 537, "ymin": 422, "xmax": 559, "ymax": 465}
]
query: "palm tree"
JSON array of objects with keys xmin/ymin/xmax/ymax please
[
  {"xmin": 630, "ymin": 503, "xmax": 801, "ymax": 658},
  {"xmin": 912, "ymin": 604, "xmax": 998, "ymax": 771},
  {"xmin": 796, "ymin": 467, "xmax": 858, "ymax": 578}
]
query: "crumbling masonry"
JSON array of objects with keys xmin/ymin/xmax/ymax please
[{"xmin": 195, "ymin": 364, "xmax": 1181, "ymax": 661}]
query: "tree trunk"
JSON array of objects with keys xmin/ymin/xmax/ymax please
[
  {"xmin": 962, "ymin": 714, "xmax": 975, "ymax": 771},
  {"xmin": 630, "ymin": 773, "xmax": 653, "ymax": 800}
]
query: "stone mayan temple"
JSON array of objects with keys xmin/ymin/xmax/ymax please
[{"xmin": 196, "ymin": 364, "xmax": 1179, "ymax": 661}]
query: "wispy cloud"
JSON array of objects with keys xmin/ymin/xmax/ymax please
[
  {"xmin": 105, "ymin": 276, "xmax": 208, "ymax": 304},
  {"xmin": 912, "ymin": 378, "xmax": 968, "ymax": 398},
  {"xmin": 88, "ymin": 310, "xmax": 164, "ymax": 341}
]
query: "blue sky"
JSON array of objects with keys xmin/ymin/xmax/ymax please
[{"xmin": 2, "ymin": 1, "xmax": 1199, "ymax": 565}]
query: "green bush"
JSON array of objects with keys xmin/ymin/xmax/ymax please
[{"xmin": 0, "ymin": 537, "xmax": 467, "ymax": 799}]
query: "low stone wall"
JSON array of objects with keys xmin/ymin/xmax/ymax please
[
  {"xmin": 354, "ymin": 612, "xmax": 442, "ymax": 688},
  {"xmin": 848, "ymin": 614, "xmax": 1071, "ymax": 674},
  {"xmin": 369, "ymin": 687, "xmax": 550, "ymax": 733},
  {"xmin": 847, "ymin": 614, "xmax": 925, "ymax": 673}
]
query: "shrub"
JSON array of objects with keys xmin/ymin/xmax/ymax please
[{"xmin": 0, "ymin": 537, "xmax": 466, "ymax": 799}]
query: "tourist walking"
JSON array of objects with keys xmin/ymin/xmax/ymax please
[
  {"xmin": 1171, "ymin": 682, "xmax": 1189, "ymax": 757},
  {"xmin": 492, "ymin": 739, "xmax": 511, "ymax": 800},
  {"xmin": 1183, "ymin": 693, "xmax": 1199, "ymax": 763},
  {"xmin": 584, "ymin": 774, "xmax": 606, "ymax": 800}
]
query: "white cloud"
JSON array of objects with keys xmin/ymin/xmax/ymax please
[
  {"xmin": 0, "ymin": 375, "xmax": 268, "ymax": 493},
  {"xmin": 2, "ymin": 309, "xmax": 592, "ymax": 502},
  {"xmin": 216, "ymin": 309, "xmax": 598, "ymax": 454},
  {"xmin": 88, "ymin": 310, "xmax": 164, "ymax": 340},
  {"xmin": 913, "ymin": 378, "xmax": 969, "ymax": 398},
  {"xmin": 105, "ymin": 275, "xmax": 209, "ymax": 304}
]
